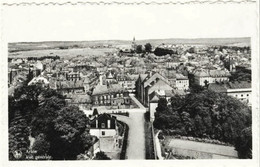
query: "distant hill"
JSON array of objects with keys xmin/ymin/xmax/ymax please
[
  {"xmin": 9, "ymin": 37, "xmax": 250, "ymax": 53},
  {"xmin": 137, "ymin": 37, "xmax": 250, "ymax": 46}
]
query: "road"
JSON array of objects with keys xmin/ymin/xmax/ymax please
[{"xmin": 112, "ymin": 112, "xmax": 146, "ymax": 160}]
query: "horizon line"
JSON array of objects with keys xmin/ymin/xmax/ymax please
[{"xmin": 9, "ymin": 37, "xmax": 251, "ymax": 44}]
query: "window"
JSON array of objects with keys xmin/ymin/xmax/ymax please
[
  {"xmin": 247, "ymin": 94, "xmax": 249, "ymax": 96},
  {"xmin": 241, "ymin": 94, "xmax": 243, "ymax": 97},
  {"xmin": 101, "ymin": 123, "xmax": 105, "ymax": 128},
  {"xmin": 102, "ymin": 131, "xmax": 105, "ymax": 136}
]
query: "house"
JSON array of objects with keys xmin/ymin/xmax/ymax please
[
  {"xmin": 89, "ymin": 113, "xmax": 124, "ymax": 159},
  {"xmin": 116, "ymin": 73, "xmax": 138, "ymax": 93},
  {"xmin": 136, "ymin": 72, "xmax": 173, "ymax": 106},
  {"xmin": 208, "ymin": 81, "xmax": 251, "ymax": 106},
  {"xmin": 65, "ymin": 93, "xmax": 92, "ymax": 110},
  {"xmin": 89, "ymin": 113, "xmax": 118, "ymax": 137},
  {"xmin": 28, "ymin": 75, "xmax": 49, "ymax": 86},
  {"xmin": 91, "ymin": 84, "xmax": 131, "ymax": 106},
  {"xmin": 193, "ymin": 69, "xmax": 230, "ymax": 86},
  {"xmin": 176, "ymin": 73, "xmax": 189, "ymax": 90},
  {"xmin": 149, "ymin": 89, "xmax": 186, "ymax": 122},
  {"xmin": 56, "ymin": 80, "xmax": 85, "ymax": 94},
  {"xmin": 67, "ymin": 71, "xmax": 81, "ymax": 81}
]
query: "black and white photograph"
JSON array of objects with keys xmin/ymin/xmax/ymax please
[{"xmin": 0, "ymin": 0, "xmax": 259, "ymax": 166}]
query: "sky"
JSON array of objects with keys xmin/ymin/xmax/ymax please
[{"xmin": 2, "ymin": 3, "xmax": 257, "ymax": 42}]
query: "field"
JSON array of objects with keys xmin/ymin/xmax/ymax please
[
  {"xmin": 8, "ymin": 48, "xmax": 118, "ymax": 59},
  {"xmin": 8, "ymin": 37, "xmax": 250, "ymax": 59}
]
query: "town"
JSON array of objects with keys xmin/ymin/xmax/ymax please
[{"xmin": 8, "ymin": 37, "xmax": 252, "ymax": 160}]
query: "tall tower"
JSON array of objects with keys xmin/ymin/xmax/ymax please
[{"xmin": 131, "ymin": 36, "xmax": 136, "ymax": 51}]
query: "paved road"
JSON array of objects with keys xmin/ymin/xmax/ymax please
[{"xmin": 112, "ymin": 112, "xmax": 146, "ymax": 160}]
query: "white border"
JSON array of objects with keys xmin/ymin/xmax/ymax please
[{"xmin": 0, "ymin": 0, "xmax": 259, "ymax": 167}]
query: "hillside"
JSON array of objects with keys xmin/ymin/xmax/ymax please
[{"xmin": 8, "ymin": 37, "xmax": 250, "ymax": 53}]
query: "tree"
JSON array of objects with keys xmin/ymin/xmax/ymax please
[
  {"xmin": 32, "ymin": 133, "xmax": 50, "ymax": 156},
  {"xmin": 153, "ymin": 90, "xmax": 252, "ymax": 146},
  {"xmin": 204, "ymin": 80, "xmax": 209, "ymax": 88},
  {"xmin": 31, "ymin": 96, "xmax": 65, "ymax": 137},
  {"xmin": 94, "ymin": 151, "xmax": 111, "ymax": 160},
  {"xmin": 136, "ymin": 45, "xmax": 143, "ymax": 54},
  {"xmin": 144, "ymin": 43, "xmax": 152, "ymax": 53},
  {"xmin": 49, "ymin": 106, "xmax": 89, "ymax": 160},
  {"xmin": 156, "ymin": 98, "xmax": 168, "ymax": 113},
  {"xmin": 235, "ymin": 127, "xmax": 252, "ymax": 159},
  {"xmin": 9, "ymin": 113, "xmax": 30, "ymax": 160},
  {"xmin": 76, "ymin": 153, "xmax": 90, "ymax": 160},
  {"xmin": 9, "ymin": 83, "xmax": 94, "ymax": 160},
  {"xmin": 189, "ymin": 83, "xmax": 204, "ymax": 93},
  {"xmin": 12, "ymin": 84, "xmax": 44, "ymax": 124},
  {"xmin": 154, "ymin": 47, "xmax": 174, "ymax": 56}
]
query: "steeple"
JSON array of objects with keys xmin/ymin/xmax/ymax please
[{"xmin": 132, "ymin": 36, "xmax": 136, "ymax": 50}]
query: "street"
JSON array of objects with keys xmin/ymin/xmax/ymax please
[{"xmin": 112, "ymin": 112, "xmax": 146, "ymax": 159}]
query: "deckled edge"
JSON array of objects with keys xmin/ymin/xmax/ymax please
[{"xmin": 2, "ymin": 0, "xmax": 257, "ymax": 6}]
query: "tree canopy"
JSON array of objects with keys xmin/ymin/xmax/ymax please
[
  {"xmin": 136, "ymin": 45, "xmax": 143, "ymax": 54},
  {"xmin": 154, "ymin": 47, "xmax": 175, "ymax": 56},
  {"xmin": 9, "ymin": 84, "xmax": 93, "ymax": 160},
  {"xmin": 144, "ymin": 43, "xmax": 152, "ymax": 53},
  {"xmin": 94, "ymin": 151, "xmax": 111, "ymax": 160},
  {"xmin": 153, "ymin": 89, "xmax": 252, "ymax": 158}
]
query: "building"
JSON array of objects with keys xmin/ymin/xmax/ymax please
[
  {"xmin": 116, "ymin": 74, "xmax": 138, "ymax": 93},
  {"xmin": 175, "ymin": 73, "xmax": 189, "ymax": 90},
  {"xmin": 89, "ymin": 113, "xmax": 124, "ymax": 159},
  {"xmin": 56, "ymin": 80, "xmax": 85, "ymax": 94},
  {"xmin": 193, "ymin": 69, "xmax": 230, "ymax": 86},
  {"xmin": 89, "ymin": 113, "xmax": 118, "ymax": 138},
  {"xmin": 91, "ymin": 84, "xmax": 131, "ymax": 107},
  {"xmin": 149, "ymin": 89, "xmax": 186, "ymax": 122},
  {"xmin": 67, "ymin": 71, "xmax": 81, "ymax": 81},
  {"xmin": 136, "ymin": 72, "xmax": 173, "ymax": 106},
  {"xmin": 131, "ymin": 36, "xmax": 136, "ymax": 51},
  {"xmin": 208, "ymin": 81, "xmax": 251, "ymax": 106},
  {"xmin": 28, "ymin": 75, "xmax": 49, "ymax": 86}
]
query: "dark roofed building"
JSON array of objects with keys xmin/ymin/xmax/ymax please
[
  {"xmin": 89, "ymin": 113, "xmax": 118, "ymax": 138},
  {"xmin": 91, "ymin": 84, "xmax": 131, "ymax": 107},
  {"xmin": 209, "ymin": 81, "xmax": 251, "ymax": 106}
]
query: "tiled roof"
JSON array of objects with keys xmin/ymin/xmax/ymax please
[
  {"xmin": 209, "ymin": 81, "xmax": 251, "ymax": 92},
  {"xmin": 66, "ymin": 94, "xmax": 91, "ymax": 103},
  {"xmin": 140, "ymin": 74, "xmax": 148, "ymax": 82},
  {"xmin": 56, "ymin": 80, "xmax": 84, "ymax": 89},
  {"xmin": 149, "ymin": 91, "xmax": 160, "ymax": 102},
  {"xmin": 227, "ymin": 81, "xmax": 251, "ymax": 89},
  {"xmin": 92, "ymin": 84, "xmax": 108, "ymax": 95},
  {"xmin": 176, "ymin": 73, "xmax": 188, "ymax": 80},
  {"xmin": 194, "ymin": 70, "xmax": 209, "ymax": 77},
  {"xmin": 209, "ymin": 70, "xmax": 230, "ymax": 77},
  {"xmin": 92, "ymin": 83, "xmax": 125, "ymax": 95},
  {"xmin": 109, "ymin": 84, "xmax": 124, "ymax": 92},
  {"xmin": 164, "ymin": 90, "xmax": 175, "ymax": 97},
  {"xmin": 208, "ymin": 83, "xmax": 227, "ymax": 93}
]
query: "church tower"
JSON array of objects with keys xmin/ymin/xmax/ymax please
[{"xmin": 131, "ymin": 36, "xmax": 136, "ymax": 51}]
